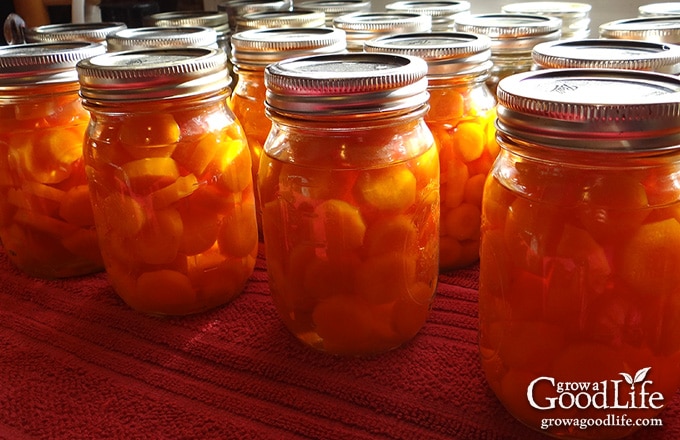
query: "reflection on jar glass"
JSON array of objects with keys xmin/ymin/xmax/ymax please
[
  {"xmin": 260, "ymin": 53, "xmax": 440, "ymax": 356},
  {"xmin": 77, "ymin": 47, "xmax": 257, "ymax": 316},
  {"xmin": 479, "ymin": 68, "xmax": 680, "ymax": 439},
  {"xmin": 0, "ymin": 41, "xmax": 106, "ymax": 278}
]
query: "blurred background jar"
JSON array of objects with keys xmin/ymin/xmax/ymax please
[
  {"xmin": 454, "ymin": 13, "xmax": 562, "ymax": 96},
  {"xmin": 600, "ymin": 15, "xmax": 680, "ymax": 43},
  {"xmin": 144, "ymin": 10, "xmax": 231, "ymax": 54},
  {"xmin": 638, "ymin": 2, "xmax": 680, "ymax": 17},
  {"xmin": 365, "ymin": 32, "xmax": 497, "ymax": 270},
  {"xmin": 295, "ymin": 0, "xmax": 372, "ymax": 26},
  {"xmin": 501, "ymin": 1, "xmax": 592, "ymax": 40},
  {"xmin": 260, "ymin": 53, "xmax": 439, "ymax": 355},
  {"xmin": 24, "ymin": 21, "xmax": 126, "ymax": 45},
  {"xmin": 0, "ymin": 41, "xmax": 106, "ymax": 279},
  {"xmin": 479, "ymin": 68, "xmax": 680, "ymax": 439},
  {"xmin": 77, "ymin": 47, "xmax": 257, "ymax": 315},
  {"xmin": 106, "ymin": 26, "xmax": 218, "ymax": 51},
  {"xmin": 384, "ymin": 0, "xmax": 470, "ymax": 31},
  {"xmin": 333, "ymin": 11, "xmax": 431, "ymax": 51},
  {"xmin": 235, "ymin": 9, "xmax": 326, "ymax": 32},
  {"xmin": 532, "ymin": 38, "xmax": 680, "ymax": 74},
  {"xmin": 218, "ymin": 0, "xmax": 292, "ymax": 32},
  {"xmin": 229, "ymin": 26, "xmax": 347, "ymax": 237}
]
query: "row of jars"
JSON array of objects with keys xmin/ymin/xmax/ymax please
[{"xmin": 3, "ymin": 6, "xmax": 680, "ymax": 440}]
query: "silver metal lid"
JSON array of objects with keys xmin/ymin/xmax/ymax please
[
  {"xmin": 364, "ymin": 32, "xmax": 492, "ymax": 78},
  {"xmin": 265, "ymin": 52, "xmax": 429, "ymax": 116},
  {"xmin": 296, "ymin": 0, "xmax": 372, "ymax": 25},
  {"xmin": 144, "ymin": 11, "xmax": 231, "ymax": 37},
  {"xmin": 77, "ymin": 47, "xmax": 231, "ymax": 102},
  {"xmin": 385, "ymin": 1, "xmax": 470, "ymax": 30},
  {"xmin": 333, "ymin": 12, "xmax": 433, "ymax": 50},
  {"xmin": 532, "ymin": 38, "xmax": 680, "ymax": 74},
  {"xmin": 501, "ymin": 2, "xmax": 591, "ymax": 37},
  {"xmin": 106, "ymin": 26, "xmax": 219, "ymax": 52},
  {"xmin": 454, "ymin": 13, "xmax": 562, "ymax": 52},
  {"xmin": 24, "ymin": 22, "xmax": 128, "ymax": 44},
  {"xmin": 639, "ymin": 2, "xmax": 680, "ymax": 17},
  {"xmin": 231, "ymin": 27, "xmax": 346, "ymax": 69},
  {"xmin": 218, "ymin": 0, "xmax": 293, "ymax": 30},
  {"xmin": 600, "ymin": 16, "xmax": 680, "ymax": 43},
  {"xmin": 0, "ymin": 41, "xmax": 106, "ymax": 84},
  {"xmin": 236, "ymin": 10, "xmax": 326, "ymax": 31},
  {"xmin": 496, "ymin": 69, "xmax": 680, "ymax": 151}
]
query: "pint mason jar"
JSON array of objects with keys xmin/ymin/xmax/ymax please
[
  {"xmin": 0, "ymin": 41, "xmax": 106, "ymax": 278},
  {"xmin": 454, "ymin": 13, "xmax": 562, "ymax": 96},
  {"xmin": 479, "ymin": 68, "xmax": 680, "ymax": 439},
  {"xmin": 77, "ymin": 48, "xmax": 257, "ymax": 315},
  {"xmin": 365, "ymin": 32, "xmax": 498, "ymax": 270},
  {"xmin": 260, "ymin": 53, "xmax": 440, "ymax": 356},
  {"xmin": 229, "ymin": 27, "xmax": 347, "ymax": 236},
  {"xmin": 532, "ymin": 38, "xmax": 680, "ymax": 74}
]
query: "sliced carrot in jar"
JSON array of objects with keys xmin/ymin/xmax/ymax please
[
  {"xmin": 172, "ymin": 132, "xmax": 218, "ymax": 176},
  {"xmin": 443, "ymin": 202, "xmax": 482, "ymax": 242},
  {"xmin": 150, "ymin": 173, "xmax": 199, "ymax": 209},
  {"xmin": 216, "ymin": 139, "xmax": 252, "ymax": 193},
  {"xmin": 132, "ymin": 208, "xmax": 183, "ymax": 265},
  {"xmin": 355, "ymin": 252, "xmax": 417, "ymax": 305},
  {"xmin": 24, "ymin": 127, "xmax": 83, "ymax": 184},
  {"xmin": 316, "ymin": 198, "xmax": 366, "ymax": 256},
  {"xmin": 98, "ymin": 193, "xmax": 147, "ymax": 236},
  {"xmin": 363, "ymin": 214, "xmax": 418, "ymax": 257},
  {"xmin": 177, "ymin": 203, "xmax": 220, "ymax": 256},
  {"xmin": 355, "ymin": 166, "xmax": 416, "ymax": 212},
  {"xmin": 133, "ymin": 269, "xmax": 197, "ymax": 315},
  {"xmin": 217, "ymin": 201, "xmax": 258, "ymax": 258},
  {"xmin": 58, "ymin": 185, "xmax": 95, "ymax": 227},
  {"xmin": 453, "ymin": 121, "xmax": 485, "ymax": 163},
  {"xmin": 617, "ymin": 218, "xmax": 680, "ymax": 298},
  {"xmin": 441, "ymin": 158, "xmax": 468, "ymax": 209},
  {"xmin": 119, "ymin": 113, "xmax": 180, "ymax": 147},
  {"xmin": 13, "ymin": 208, "xmax": 78, "ymax": 238},
  {"xmin": 61, "ymin": 227, "xmax": 103, "ymax": 264},
  {"xmin": 117, "ymin": 157, "xmax": 180, "ymax": 195}
]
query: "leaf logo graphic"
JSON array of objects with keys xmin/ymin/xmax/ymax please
[{"xmin": 620, "ymin": 367, "xmax": 652, "ymax": 389}]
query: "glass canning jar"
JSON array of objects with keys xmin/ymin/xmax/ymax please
[
  {"xmin": 260, "ymin": 53, "xmax": 440, "ymax": 356},
  {"xmin": 229, "ymin": 27, "xmax": 347, "ymax": 236},
  {"xmin": 639, "ymin": 2, "xmax": 680, "ymax": 17},
  {"xmin": 24, "ymin": 22, "xmax": 127, "ymax": 45},
  {"xmin": 599, "ymin": 16, "xmax": 680, "ymax": 44},
  {"xmin": 144, "ymin": 10, "xmax": 231, "ymax": 55},
  {"xmin": 106, "ymin": 26, "xmax": 219, "ymax": 52},
  {"xmin": 365, "ymin": 32, "xmax": 497, "ymax": 270},
  {"xmin": 479, "ymin": 68, "xmax": 680, "ymax": 439},
  {"xmin": 333, "ymin": 12, "xmax": 432, "ymax": 51},
  {"xmin": 235, "ymin": 10, "xmax": 326, "ymax": 32},
  {"xmin": 77, "ymin": 47, "xmax": 257, "ymax": 316},
  {"xmin": 501, "ymin": 1, "xmax": 592, "ymax": 39},
  {"xmin": 295, "ymin": 0, "xmax": 372, "ymax": 27},
  {"xmin": 454, "ymin": 13, "xmax": 562, "ymax": 96},
  {"xmin": 384, "ymin": 1, "xmax": 471, "ymax": 31},
  {"xmin": 0, "ymin": 41, "xmax": 106, "ymax": 278},
  {"xmin": 532, "ymin": 38, "xmax": 680, "ymax": 74}
]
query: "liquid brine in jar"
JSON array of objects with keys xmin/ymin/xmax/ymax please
[
  {"xmin": 479, "ymin": 69, "xmax": 680, "ymax": 439},
  {"xmin": 229, "ymin": 27, "xmax": 347, "ymax": 237},
  {"xmin": 77, "ymin": 48, "xmax": 257, "ymax": 315},
  {"xmin": 260, "ymin": 53, "xmax": 440, "ymax": 356},
  {"xmin": 366, "ymin": 32, "xmax": 497, "ymax": 270},
  {"xmin": 0, "ymin": 42, "xmax": 107, "ymax": 278}
]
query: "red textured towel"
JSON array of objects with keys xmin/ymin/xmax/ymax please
[{"xmin": 0, "ymin": 245, "xmax": 678, "ymax": 439}]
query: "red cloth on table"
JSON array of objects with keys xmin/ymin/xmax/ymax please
[{"xmin": 0, "ymin": 244, "xmax": 678, "ymax": 439}]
